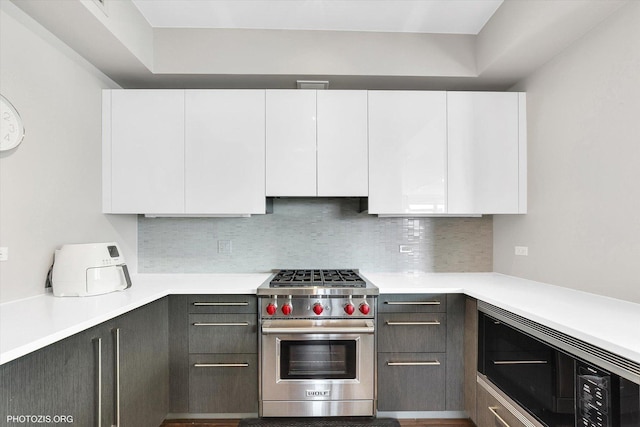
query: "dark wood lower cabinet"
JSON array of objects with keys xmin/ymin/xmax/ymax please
[
  {"xmin": 1, "ymin": 326, "xmax": 107, "ymax": 426},
  {"xmin": 463, "ymin": 297, "xmax": 478, "ymax": 423},
  {"xmin": 377, "ymin": 352, "xmax": 447, "ymax": 411},
  {"xmin": 476, "ymin": 375, "xmax": 541, "ymax": 427},
  {"xmin": 377, "ymin": 313, "xmax": 447, "ymax": 353},
  {"xmin": 376, "ymin": 293, "xmax": 465, "ymax": 413},
  {"xmin": 188, "ymin": 354, "xmax": 258, "ymax": 413},
  {"xmin": 0, "ymin": 298, "xmax": 168, "ymax": 427},
  {"xmin": 169, "ymin": 294, "xmax": 259, "ymax": 416},
  {"xmin": 118, "ymin": 297, "xmax": 169, "ymax": 427},
  {"xmin": 188, "ymin": 313, "xmax": 258, "ymax": 354},
  {"xmin": 169, "ymin": 295, "xmax": 191, "ymax": 414}
]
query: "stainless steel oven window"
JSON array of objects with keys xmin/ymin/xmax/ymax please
[{"xmin": 279, "ymin": 340, "xmax": 357, "ymax": 380}]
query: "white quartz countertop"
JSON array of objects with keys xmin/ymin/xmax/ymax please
[
  {"xmin": 1, "ymin": 272, "xmax": 639, "ymax": 368},
  {"xmin": 0, "ymin": 273, "xmax": 271, "ymax": 365},
  {"xmin": 364, "ymin": 272, "xmax": 640, "ymax": 365}
]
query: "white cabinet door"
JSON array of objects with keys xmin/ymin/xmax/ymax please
[
  {"xmin": 317, "ymin": 91, "xmax": 368, "ymax": 197},
  {"xmin": 447, "ymin": 92, "xmax": 526, "ymax": 214},
  {"xmin": 104, "ymin": 90, "xmax": 185, "ymax": 214},
  {"xmin": 266, "ymin": 90, "xmax": 317, "ymax": 196},
  {"xmin": 368, "ymin": 91, "xmax": 447, "ymax": 215},
  {"xmin": 185, "ymin": 90, "xmax": 266, "ymax": 214}
]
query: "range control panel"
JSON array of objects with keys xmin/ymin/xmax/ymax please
[{"xmin": 259, "ymin": 295, "xmax": 375, "ymax": 319}]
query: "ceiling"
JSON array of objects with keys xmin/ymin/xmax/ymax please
[{"xmin": 131, "ymin": 0, "xmax": 504, "ymax": 35}]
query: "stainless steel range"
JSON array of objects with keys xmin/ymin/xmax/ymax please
[{"xmin": 257, "ymin": 269, "xmax": 378, "ymax": 417}]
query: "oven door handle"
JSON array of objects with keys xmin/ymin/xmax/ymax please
[{"xmin": 261, "ymin": 320, "xmax": 375, "ymax": 335}]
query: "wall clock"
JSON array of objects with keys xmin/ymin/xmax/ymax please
[{"xmin": 1, "ymin": 94, "xmax": 25, "ymax": 152}]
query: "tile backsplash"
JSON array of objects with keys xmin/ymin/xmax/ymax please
[{"xmin": 138, "ymin": 198, "xmax": 492, "ymax": 273}]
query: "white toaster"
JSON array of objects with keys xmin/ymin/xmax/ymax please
[{"xmin": 51, "ymin": 242, "xmax": 132, "ymax": 297}]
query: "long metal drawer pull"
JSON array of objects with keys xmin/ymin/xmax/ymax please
[
  {"xmin": 489, "ymin": 406, "xmax": 512, "ymax": 427},
  {"xmin": 262, "ymin": 321, "xmax": 374, "ymax": 335},
  {"xmin": 386, "ymin": 321, "xmax": 440, "ymax": 326},
  {"xmin": 492, "ymin": 360, "xmax": 548, "ymax": 365},
  {"xmin": 113, "ymin": 328, "xmax": 121, "ymax": 427},
  {"xmin": 193, "ymin": 302, "xmax": 249, "ymax": 306},
  {"xmin": 384, "ymin": 301, "xmax": 441, "ymax": 305},
  {"xmin": 387, "ymin": 361, "xmax": 441, "ymax": 366},
  {"xmin": 263, "ymin": 326, "xmax": 374, "ymax": 334},
  {"xmin": 94, "ymin": 337, "xmax": 102, "ymax": 427},
  {"xmin": 192, "ymin": 322, "xmax": 250, "ymax": 327},
  {"xmin": 193, "ymin": 363, "xmax": 250, "ymax": 368}
]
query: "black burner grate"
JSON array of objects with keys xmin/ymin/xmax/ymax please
[{"xmin": 270, "ymin": 269, "xmax": 366, "ymax": 288}]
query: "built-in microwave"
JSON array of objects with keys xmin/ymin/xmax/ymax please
[{"xmin": 478, "ymin": 309, "xmax": 640, "ymax": 427}]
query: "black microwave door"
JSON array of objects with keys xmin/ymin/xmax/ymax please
[
  {"xmin": 484, "ymin": 322, "xmax": 555, "ymax": 411},
  {"xmin": 619, "ymin": 376, "xmax": 640, "ymax": 427},
  {"xmin": 479, "ymin": 313, "xmax": 575, "ymax": 427}
]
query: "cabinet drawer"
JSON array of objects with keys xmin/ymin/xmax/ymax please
[
  {"xmin": 377, "ymin": 352, "xmax": 446, "ymax": 411},
  {"xmin": 188, "ymin": 313, "xmax": 257, "ymax": 354},
  {"xmin": 377, "ymin": 313, "xmax": 446, "ymax": 353},
  {"xmin": 188, "ymin": 294, "xmax": 257, "ymax": 314},
  {"xmin": 378, "ymin": 294, "xmax": 446, "ymax": 313},
  {"xmin": 476, "ymin": 375, "xmax": 544, "ymax": 427},
  {"xmin": 189, "ymin": 353, "xmax": 258, "ymax": 413}
]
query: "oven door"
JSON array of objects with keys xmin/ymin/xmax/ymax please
[{"xmin": 261, "ymin": 319, "xmax": 375, "ymax": 406}]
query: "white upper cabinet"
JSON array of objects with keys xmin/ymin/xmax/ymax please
[
  {"xmin": 317, "ymin": 91, "xmax": 368, "ymax": 197},
  {"xmin": 368, "ymin": 91, "xmax": 448, "ymax": 215},
  {"xmin": 104, "ymin": 89, "xmax": 525, "ymax": 216},
  {"xmin": 185, "ymin": 90, "xmax": 265, "ymax": 214},
  {"xmin": 447, "ymin": 92, "xmax": 527, "ymax": 214},
  {"xmin": 103, "ymin": 90, "xmax": 185, "ymax": 214},
  {"xmin": 103, "ymin": 89, "xmax": 266, "ymax": 215},
  {"xmin": 266, "ymin": 90, "xmax": 369, "ymax": 197},
  {"xmin": 266, "ymin": 90, "xmax": 317, "ymax": 196}
]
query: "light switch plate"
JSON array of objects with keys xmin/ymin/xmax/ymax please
[{"xmin": 0, "ymin": 247, "xmax": 8, "ymax": 261}]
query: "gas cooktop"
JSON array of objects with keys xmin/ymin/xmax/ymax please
[
  {"xmin": 270, "ymin": 269, "xmax": 366, "ymax": 287},
  {"xmin": 257, "ymin": 269, "xmax": 378, "ymax": 296}
]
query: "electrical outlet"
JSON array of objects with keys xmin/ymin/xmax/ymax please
[
  {"xmin": 0, "ymin": 247, "xmax": 8, "ymax": 261},
  {"xmin": 218, "ymin": 240, "xmax": 232, "ymax": 254},
  {"xmin": 514, "ymin": 246, "xmax": 529, "ymax": 256},
  {"xmin": 399, "ymin": 245, "xmax": 413, "ymax": 253}
]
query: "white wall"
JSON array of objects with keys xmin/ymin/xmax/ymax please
[
  {"xmin": 0, "ymin": 2, "xmax": 137, "ymax": 303},
  {"xmin": 476, "ymin": 0, "xmax": 626, "ymax": 84},
  {"xmin": 154, "ymin": 28, "xmax": 476, "ymax": 78},
  {"xmin": 494, "ymin": 1, "xmax": 640, "ymax": 304}
]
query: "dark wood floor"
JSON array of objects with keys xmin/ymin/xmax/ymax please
[{"xmin": 161, "ymin": 419, "xmax": 475, "ymax": 427}]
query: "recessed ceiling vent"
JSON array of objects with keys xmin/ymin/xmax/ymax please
[{"xmin": 296, "ymin": 80, "xmax": 329, "ymax": 90}]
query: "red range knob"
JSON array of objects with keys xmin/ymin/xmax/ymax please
[
  {"xmin": 359, "ymin": 303, "xmax": 370, "ymax": 315},
  {"xmin": 281, "ymin": 304, "xmax": 292, "ymax": 316},
  {"xmin": 344, "ymin": 303, "xmax": 355, "ymax": 315},
  {"xmin": 266, "ymin": 303, "xmax": 277, "ymax": 316},
  {"xmin": 313, "ymin": 303, "xmax": 324, "ymax": 315}
]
